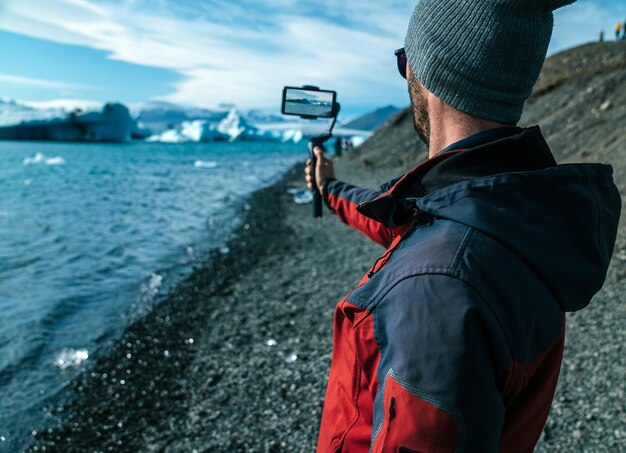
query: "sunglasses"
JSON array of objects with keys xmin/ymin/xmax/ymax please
[{"xmin": 395, "ymin": 47, "xmax": 407, "ymax": 79}]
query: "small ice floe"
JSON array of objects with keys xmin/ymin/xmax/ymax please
[
  {"xmin": 23, "ymin": 153, "xmax": 44, "ymax": 165},
  {"xmin": 219, "ymin": 245, "xmax": 230, "ymax": 255},
  {"xmin": 55, "ymin": 348, "xmax": 89, "ymax": 369},
  {"xmin": 193, "ymin": 160, "xmax": 218, "ymax": 169},
  {"xmin": 24, "ymin": 179, "xmax": 32, "ymax": 186},
  {"xmin": 45, "ymin": 156, "xmax": 66, "ymax": 166},
  {"xmin": 23, "ymin": 152, "xmax": 66, "ymax": 166},
  {"xmin": 285, "ymin": 352, "xmax": 298, "ymax": 364},
  {"xmin": 266, "ymin": 338, "xmax": 277, "ymax": 346},
  {"xmin": 286, "ymin": 188, "xmax": 313, "ymax": 205},
  {"xmin": 140, "ymin": 273, "xmax": 163, "ymax": 304},
  {"xmin": 164, "ymin": 350, "xmax": 171, "ymax": 358},
  {"xmin": 184, "ymin": 338, "xmax": 194, "ymax": 344},
  {"xmin": 148, "ymin": 273, "xmax": 162, "ymax": 291},
  {"xmin": 181, "ymin": 246, "xmax": 195, "ymax": 263}
]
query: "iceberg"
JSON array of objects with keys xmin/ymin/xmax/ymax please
[
  {"xmin": 0, "ymin": 98, "xmax": 374, "ymax": 145},
  {"xmin": 0, "ymin": 101, "xmax": 140, "ymax": 142},
  {"xmin": 146, "ymin": 108, "xmax": 259, "ymax": 143}
]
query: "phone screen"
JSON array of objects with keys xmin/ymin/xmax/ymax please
[{"xmin": 282, "ymin": 87, "xmax": 336, "ymax": 118}]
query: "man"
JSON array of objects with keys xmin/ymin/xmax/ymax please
[{"xmin": 305, "ymin": 0, "xmax": 621, "ymax": 451}]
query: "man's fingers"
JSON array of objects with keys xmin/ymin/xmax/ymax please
[{"xmin": 313, "ymin": 146, "xmax": 324, "ymax": 159}]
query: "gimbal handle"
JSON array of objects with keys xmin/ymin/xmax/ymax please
[{"xmin": 307, "ymin": 103, "xmax": 340, "ymax": 218}]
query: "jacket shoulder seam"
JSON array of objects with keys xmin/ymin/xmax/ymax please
[
  {"xmin": 450, "ymin": 226, "xmax": 475, "ymax": 273},
  {"xmin": 368, "ymin": 272, "xmax": 517, "ymax": 360}
]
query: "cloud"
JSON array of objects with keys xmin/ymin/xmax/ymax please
[
  {"xmin": 0, "ymin": 0, "xmax": 620, "ymax": 109},
  {"xmin": 0, "ymin": 0, "xmax": 414, "ymax": 109},
  {"xmin": 0, "ymin": 72, "xmax": 95, "ymax": 90}
]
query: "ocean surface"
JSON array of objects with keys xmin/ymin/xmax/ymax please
[{"xmin": 0, "ymin": 140, "xmax": 303, "ymax": 450}]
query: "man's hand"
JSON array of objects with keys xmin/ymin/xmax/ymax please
[{"xmin": 305, "ymin": 146, "xmax": 335, "ymax": 195}]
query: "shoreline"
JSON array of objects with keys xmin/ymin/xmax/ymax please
[{"xmin": 27, "ymin": 161, "xmax": 385, "ymax": 451}]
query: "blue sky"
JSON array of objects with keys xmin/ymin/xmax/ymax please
[{"xmin": 0, "ymin": 0, "xmax": 624, "ymax": 115}]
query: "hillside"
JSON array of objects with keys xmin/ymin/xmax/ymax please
[
  {"xmin": 342, "ymin": 105, "xmax": 400, "ymax": 131},
  {"xmin": 349, "ymin": 42, "xmax": 626, "ymax": 221}
]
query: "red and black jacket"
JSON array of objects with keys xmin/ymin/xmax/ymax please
[{"xmin": 316, "ymin": 127, "xmax": 621, "ymax": 452}]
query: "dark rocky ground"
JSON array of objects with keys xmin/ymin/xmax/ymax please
[{"xmin": 29, "ymin": 42, "xmax": 625, "ymax": 452}]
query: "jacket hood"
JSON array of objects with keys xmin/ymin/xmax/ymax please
[{"xmin": 359, "ymin": 128, "xmax": 621, "ymax": 312}]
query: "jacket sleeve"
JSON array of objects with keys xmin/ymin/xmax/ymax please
[
  {"xmin": 370, "ymin": 274, "xmax": 508, "ymax": 453},
  {"xmin": 323, "ymin": 179, "xmax": 391, "ymax": 247}
]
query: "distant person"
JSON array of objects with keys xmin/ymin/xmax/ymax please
[
  {"xmin": 333, "ymin": 137, "xmax": 342, "ymax": 158},
  {"xmin": 599, "ymin": 30, "xmax": 604, "ymax": 42},
  {"xmin": 343, "ymin": 137, "xmax": 352, "ymax": 152},
  {"xmin": 616, "ymin": 21, "xmax": 622, "ymax": 40},
  {"xmin": 305, "ymin": 0, "xmax": 621, "ymax": 451},
  {"xmin": 623, "ymin": 19, "xmax": 626, "ymax": 40}
]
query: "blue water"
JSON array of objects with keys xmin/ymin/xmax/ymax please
[{"xmin": 0, "ymin": 140, "xmax": 303, "ymax": 450}]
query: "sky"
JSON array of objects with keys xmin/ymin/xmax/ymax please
[{"xmin": 0, "ymin": 0, "xmax": 624, "ymax": 116}]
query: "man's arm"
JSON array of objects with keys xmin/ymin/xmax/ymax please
[
  {"xmin": 323, "ymin": 179, "xmax": 391, "ymax": 246},
  {"xmin": 370, "ymin": 274, "xmax": 508, "ymax": 452},
  {"xmin": 305, "ymin": 147, "xmax": 391, "ymax": 247}
]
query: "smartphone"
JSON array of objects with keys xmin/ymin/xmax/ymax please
[{"xmin": 281, "ymin": 86, "xmax": 337, "ymax": 119}]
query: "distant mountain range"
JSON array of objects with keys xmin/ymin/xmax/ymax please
[{"xmin": 343, "ymin": 105, "xmax": 401, "ymax": 131}]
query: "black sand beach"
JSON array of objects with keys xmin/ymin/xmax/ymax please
[
  {"xmin": 30, "ymin": 42, "xmax": 625, "ymax": 452},
  {"xmin": 27, "ymin": 160, "xmax": 396, "ymax": 452}
]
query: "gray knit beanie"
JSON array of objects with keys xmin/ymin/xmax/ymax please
[{"xmin": 405, "ymin": 0, "xmax": 576, "ymax": 124}]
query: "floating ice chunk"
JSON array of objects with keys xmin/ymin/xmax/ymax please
[
  {"xmin": 282, "ymin": 129, "xmax": 304, "ymax": 143},
  {"xmin": 23, "ymin": 152, "xmax": 44, "ymax": 165},
  {"xmin": 286, "ymin": 188, "xmax": 313, "ymax": 205},
  {"xmin": 24, "ymin": 179, "xmax": 32, "ymax": 186},
  {"xmin": 164, "ymin": 350, "xmax": 171, "ymax": 358},
  {"xmin": 193, "ymin": 160, "xmax": 218, "ymax": 169},
  {"xmin": 55, "ymin": 348, "xmax": 89, "ymax": 369},
  {"xmin": 138, "ymin": 273, "xmax": 162, "ymax": 306},
  {"xmin": 148, "ymin": 273, "xmax": 162, "ymax": 291},
  {"xmin": 266, "ymin": 338, "xmax": 277, "ymax": 346},
  {"xmin": 45, "ymin": 156, "xmax": 66, "ymax": 166},
  {"xmin": 23, "ymin": 152, "xmax": 65, "ymax": 166},
  {"xmin": 285, "ymin": 353, "xmax": 298, "ymax": 364},
  {"xmin": 219, "ymin": 246, "xmax": 230, "ymax": 255}
]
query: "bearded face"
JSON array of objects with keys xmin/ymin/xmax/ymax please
[{"xmin": 407, "ymin": 67, "xmax": 431, "ymax": 147}]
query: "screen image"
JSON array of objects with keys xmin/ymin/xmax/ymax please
[{"xmin": 283, "ymin": 88, "xmax": 334, "ymax": 117}]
